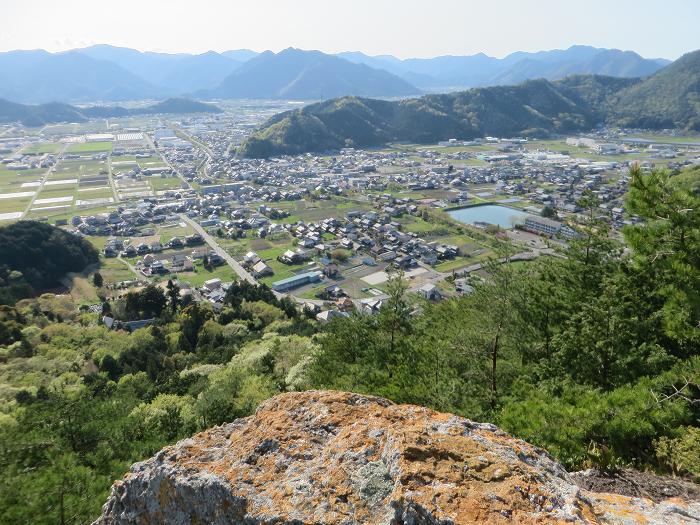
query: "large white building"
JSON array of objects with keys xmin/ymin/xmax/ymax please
[{"xmin": 524, "ymin": 216, "xmax": 578, "ymax": 239}]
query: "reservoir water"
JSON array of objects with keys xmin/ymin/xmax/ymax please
[{"xmin": 447, "ymin": 204, "xmax": 532, "ymax": 229}]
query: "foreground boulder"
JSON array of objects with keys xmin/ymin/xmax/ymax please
[{"xmin": 95, "ymin": 391, "xmax": 699, "ymax": 524}]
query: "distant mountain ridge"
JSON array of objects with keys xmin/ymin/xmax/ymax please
[
  {"xmin": 77, "ymin": 45, "xmax": 250, "ymax": 95},
  {"xmin": 238, "ymin": 49, "xmax": 700, "ymax": 157},
  {"xmin": 0, "ymin": 49, "xmax": 161, "ymax": 103},
  {"xmin": 0, "ymin": 46, "xmax": 253, "ymax": 103},
  {"xmin": 198, "ymin": 48, "xmax": 421, "ymax": 100},
  {"xmin": 0, "ymin": 98, "xmax": 222, "ymax": 127},
  {"xmin": 0, "ymin": 44, "xmax": 671, "ymax": 103},
  {"xmin": 338, "ymin": 45, "xmax": 667, "ymax": 89}
]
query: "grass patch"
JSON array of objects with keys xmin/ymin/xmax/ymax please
[
  {"xmin": 63, "ymin": 271, "xmax": 101, "ymax": 305},
  {"xmin": 174, "ymin": 261, "xmax": 240, "ymax": 287},
  {"xmin": 0, "ymin": 198, "xmax": 30, "ymax": 213},
  {"xmin": 149, "ymin": 176, "xmax": 183, "ymax": 191},
  {"xmin": 66, "ymin": 142, "xmax": 114, "ymax": 154},
  {"xmin": 23, "ymin": 143, "xmax": 62, "ymax": 154},
  {"xmin": 99, "ymin": 257, "xmax": 136, "ymax": 286}
]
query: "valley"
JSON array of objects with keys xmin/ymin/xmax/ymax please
[{"xmin": 0, "ymin": 5, "xmax": 699, "ymax": 523}]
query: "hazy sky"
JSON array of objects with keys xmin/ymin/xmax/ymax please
[{"xmin": 2, "ymin": 0, "xmax": 699, "ymax": 59}]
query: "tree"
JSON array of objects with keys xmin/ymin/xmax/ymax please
[
  {"xmin": 92, "ymin": 271, "xmax": 104, "ymax": 288},
  {"xmin": 377, "ymin": 271, "xmax": 412, "ymax": 378},
  {"xmin": 541, "ymin": 204, "xmax": 557, "ymax": 218},
  {"xmin": 179, "ymin": 302, "xmax": 214, "ymax": 349},
  {"xmin": 655, "ymin": 426, "xmax": 700, "ymax": 479},
  {"xmin": 0, "ymin": 305, "xmax": 25, "ymax": 346},
  {"xmin": 624, "ymin": 165, "xmax": 700, "ymax": 348},
  {"xmin": 516, "ymin": 256, "xmax": 568, "ymax": 359},
  {"xmin": 99, "ymin": 354, "xmax": 121, "ymax": 380},
  {"xmin": 552, "ymin": 271, "xmax": 673, "ymax": 390},
  {"xmin": 564, "ymin": 190, "xmax": 620, "ymax": 300},
  {"xmin": 124, "ymin": 285, "xmax": 167, "ymax": 319},
  {"xmin": 330, "ymin": 249, "xmax": 349, "ymax": 263},
  {"xmin": 166, "ymin": 279, "xmax": 180, "ymax": 312},
  {"xmin": 468, "ymin": 259, "xmax": 525, "ymax": 411}
]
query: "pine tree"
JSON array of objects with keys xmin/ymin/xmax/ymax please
[{"xmin": 166, "ymin": 279, "xmax": 180, "ymax": 312}]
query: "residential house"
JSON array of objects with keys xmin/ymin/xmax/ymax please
[
  {"xmin": 418, "ymin": 283, "xmax": 442, "ymax": 301},
  {"xmin": 252, "ymin": 261, "xmax": 273, "ymax": 278}
]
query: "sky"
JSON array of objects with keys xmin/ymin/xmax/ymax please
[{"xmin": 2, "ymin": 0, "xmax": 699, "ymax": 60}]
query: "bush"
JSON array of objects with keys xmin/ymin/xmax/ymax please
[{"xmin": 655, "ymin": 427, "xmax": 700, "ymax": 480}]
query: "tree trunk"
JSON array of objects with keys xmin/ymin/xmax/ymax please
[{"xmin": 490, "ymin": 323, "xmax": 501, "ymax": 411}]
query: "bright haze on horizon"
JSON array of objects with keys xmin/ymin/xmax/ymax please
[{"xmin": 1, "ymin": 0, "xmax": 699, "ymax": 60}]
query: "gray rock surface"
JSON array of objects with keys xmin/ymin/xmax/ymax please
[{"xmin": 94, "ymin": 391, "xmax": 700, "ymax": 524}]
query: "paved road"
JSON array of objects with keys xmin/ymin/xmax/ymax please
[
  {"xmin": 117, "ymin": 256, "xmax": 141, "ymax": 279},
  {"xmin": 145, "ymin": 132, "xmax": 192, "ymax": 191},
  {"xmin": 174, "ymin": 127, "xmax": 213, "ymax": 180},
  {"xmin": 180, "ymin": 214, "xmax": 258, "ymax": 285},
  {"xmin": 107, "ymin": 156, "xmax": 121, "ymax": 203},
  {"xmin": 175, "ymin": 127, "xmax": 214, "ymax": 158},
  {"xmin": 21, "ymin": 142, "xmax": 68, "ymax": 218},
  {"xmin": 0, "ymin": 126, "xmax": 16, "ymax": 138}
]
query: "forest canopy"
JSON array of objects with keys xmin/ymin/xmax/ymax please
[{"xmin": 0, "ymin": 221, "xmax": 98, "ymax": 305}]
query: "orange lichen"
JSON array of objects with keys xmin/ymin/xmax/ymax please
[{"xmin": 97, "ymin": 391, "xmax": 699, "ymax": 525}]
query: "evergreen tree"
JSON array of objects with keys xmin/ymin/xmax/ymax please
[{"xmin": 166, "ymin": 279, "xmax": 180, "ymax": 313}]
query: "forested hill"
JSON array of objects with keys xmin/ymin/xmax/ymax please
[
  {"xmin": 0, "ymin": 221, "xmax": 98, "ymax": 304},
  {"xmin": 0, "ymin": 97, "xmax": 222, "ymax": 127},
  {"xmin": 238, "ymin": 50, "xmax": 700, "ymax": 158},
  {"xmin": 611, "ymin": 49, "xmax": 700, "ymax": 129},
  {"xmin": 238, "ymin": 75, "xmax": 632, "ymax": 157},
  {"xmin": 199, "ymin": 48, "xmax": 421, "ymax": 100}
]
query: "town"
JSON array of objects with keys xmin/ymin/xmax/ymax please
[{"xmin": 1, "ymin": 105, "xmax": 699, "ymax": 323}]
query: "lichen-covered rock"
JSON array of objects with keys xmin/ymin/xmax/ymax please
[{"xmin": 94, "ymin": 391, "xmax": 700, "ymax": 524}]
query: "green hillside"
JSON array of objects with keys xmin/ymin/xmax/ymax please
[
  {"xmin": 612, "ymin": 50, "xmax": 700, "ymax": 130},
  {"xmin": 0, "ymin": 98, "xmax": 222, "ymax": 126},
  {"xmin": 239, "ymin": 77, "xmax": 610, "ymax": 157},
  {"xmin": 0, "ymin": 221, "xmax": 98, "ymax": 305},
  {"xmin": 239, "ymin": 52, "xmax": 700, "ymax": 157}
]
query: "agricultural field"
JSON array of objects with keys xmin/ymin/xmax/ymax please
[
  {"xmin": 22, "ymin": 157, "xmax": 117, "ymax": 217},
  {"xmin": 0, "ymin": 167, "xmax": 41, "ymax": 192},
  {"xmin": 66, "ymin": 141, "xmax": 114, "ymax": 154},
  {"xmin": 157, "ymin": 223, "xmax": 197, "ymax": 244},
  {"xmin": 62, "ymin": 270, "xmax": 102, "ymax": 305},
  {"xmin": 137, "ymin": 156, "xmax": 168, "ymax": 169},
  {"xmin": 149, "ymin": 175, "xmax": 184, "ymax": 191},
  {"xmin": 172, "ymin": 260, "xmax": 240, "ymax": 288},
  {"xmin": 22, "ymin": 142, "xmax": 62, "ymax": 154},
  {"xmin": 274, "ymin": 197, "xmax": 372, "ymax": 223},
  {"xmin": 26, "ymin": 202, "xmax": 120, "ymax": 223},
  {"xmin": 417, "ymin": 143, "xmax": 498, "ymax": 153},
  {"xmin": 521, "ymin": 139, "xmax": 668, "ymax": 163},
  {"xmin": 0, "ymin": 193, "xmax": 31, "ymax": 217},
  {"xmin": 626, "ymin": 133, "xmax": 700, "ymax": 144}
]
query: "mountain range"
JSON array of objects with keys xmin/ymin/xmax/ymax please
[
  {"xmin": 238, "ymin": 49, "xmax": 700, "ymax": 158},
  {"xmin": 197, "ymin": 48, "xmax": 420, "ymax": 100},
  {"xmin": 0, "ymin": 45, "xmax": 670, "ymax": 103},
  {"xmin": 338, "ymin": 45, "xmax": 669, "ymax": 89},
  {"xmin": 0, "ymin": 98, "xmax": 222, "ymax": 127}
]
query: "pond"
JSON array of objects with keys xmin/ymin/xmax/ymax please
[{"xmin": 447, "ymin": 204, "xmax": 532, "ymax": 229}]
